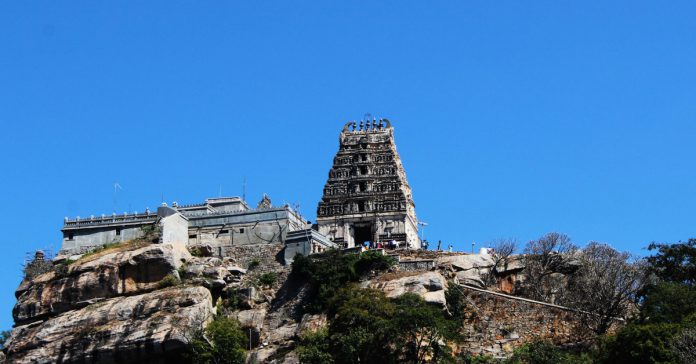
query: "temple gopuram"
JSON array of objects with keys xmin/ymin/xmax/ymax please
[{"xmin": 317, "ymin": 118, "xmax": 419, "ymax": 249}]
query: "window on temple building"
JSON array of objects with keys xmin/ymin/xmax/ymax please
[
  {"xmin": 116, "ymin": 228, "xmax": 121, "ymax": 236},
  {"xmin": 67, "ymin": 232, "xmax": 74, "ymax": 241},
  {"xmin": 220, "ymin": 230, "xmax": 229, "ymax": 234},
  {"xmin": 360, "ymin": 166, "xmax": 368, "ymax": 175},
  {"xmin": 358, "ymin": 201, "xmax": 366, "ymax": 212},
  {"xmin": 189, "ymin": 234, "xmax": 197, "ymax": 239},
  {"xmin": 359, "ymin": 181, "xmax": 367, "ymax": 192},
  {"xmin": 239, "ymin": 228, "xmax": 245, "ymax": 234}
]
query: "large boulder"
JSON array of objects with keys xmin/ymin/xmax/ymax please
[
  {"xmin": 13, "ymin": 243, "xmax": 191, "ymax": 325},
  {"xmin": 234, "ymin": 309, "xmax": 267, "ymax": 347},
  {"xmin": 456, "ymin": 270, "xmax": 486, "ymax": 288},
  {"xmin": 4, "ymin": 286, "xmax": 213, "ymax": 364},
  {"xmin": 437, "ymin": 253, "xmax": 495, "ymax": 271},
  {"xmin": 363, "ymin": 271, "xmax": 449, "ymax": 307}
]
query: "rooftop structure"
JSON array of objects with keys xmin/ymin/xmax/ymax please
[
  {"xmin": 316, "ymin": 118, "xmax": 419, "ymax": 249},
  {"xmin": 60, "ymin": 195, "xmax": 336, "ymax": 263}
]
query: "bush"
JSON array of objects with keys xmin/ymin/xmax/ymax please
[
  {"xmin": 460, "ymin": 354, "xmax": 495, "ymax": 364},
  {"xmin": 178, "ymin": 263, "xmax": 188, "ymax": 280},
  {"xmin": 297, "ymin": 329, "xmax": 334, "ymax": 364},
  {"xmin": 291, "ymin": 250, "xmax": 395, "ymax": 312},
  {"xmin": 505, "ymin": 341, "xmax": 591, "ymax": 364},
  {"xmin": 221, "ymin": 288, "xmax": 242, "ymax": 310},
  {"xmin": 640, "ymin": 282, "xmax": 696, "ymax": 324},
  {"xmin": 248, "ymin": 258, "xmax": 260, "ymax": 270},
  {"xmin": 258, "ymin": 272, "xmax": 278, "ymax": 287},
  {"xmin": 23, "ymin": 252, "xmax": 53, "ymax": 280},
  {"xmin": 188, "ymin": 316, "xmax": 247, "ymax": 364},
  {"xmin": 54, "ymin": 263, "xmax": 70, "ymax": 278},
  {"xmin": 353, "ymin": 249, "xmax": 395, "ymax": 275},
  {"xmin": 671, "ymin": 327, "xmax": 696, "ymax": 364},
  {"xmin": 596, "ymin": 323, "xmax": 679, "ymax": 364},
  {"xmin": 158, "ymin": 274, "xmax": 181, "ymax": 289},
  {"xmin": 189, "ymin": 246, "xmax": 206, "ymax": 257},
  {"xmin": 323, "ymin": 285, "xmax": 456, "ymax": 364}
]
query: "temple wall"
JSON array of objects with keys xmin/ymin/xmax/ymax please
[
  {"xmin": 188, "ymin": 220, "xmax": 291, "ymax": 247},
  {"xmin": 160, "ymin": 213, "xmax": 189, "ymax": 245},
  {"xmin": 61, "ymin": 226, "xmax": 145, "ymax": 255}
]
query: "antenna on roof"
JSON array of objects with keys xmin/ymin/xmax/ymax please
[
  {"xmin": 243, "ymin": 177, "xmax": 247, "ymax": 203},
  {"xmin": 113, "ymin": 182, "xmax": 122, "ymax": 213}
]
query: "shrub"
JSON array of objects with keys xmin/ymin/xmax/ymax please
[
  {"xmin": 505, "ymin": 341, "xmax": 591, "ymax": 364},
  {"xmin": 221, "ymin": 288, "xmax": 241, "ymax": 310},
  {"xmin": 248, "ymin": 258, "xmax": 260, "ymax": 270},
  {"xmin": 1, "ymin": 330, "xmax": 10, "ymax": 350},
  {"xmin": 23, "ymin": 252, "xmax": 53, "ymax": 280},
  {"xmin": 640, "ymin": 282, "xmax": 696, "ymax": 324},
  {"xmin": 353, "ymin": 249, "xmax": 395, "ymax": 276},
  {"xmin": 324, "ymin": 286, "xmax": 455, "ymax": 364},
  {"xmin": 297, "ymin": 329, "xmax": 334, "ymax": 364},
  {"xmin": 158, "ymin": 274, "xmax": 181, "ymax": 289},
  {"xmin": 671, "ymin": 327, "xmax": 696, "ymax": 364},
  {"xmin": 460, "ymin": 354, "xmax": 495, "ymax": 364},
  {"xmin": 291, "ymin": 250, "xmax": 395, "ymax": 312},
  {"xmin": 596, "ymin": 323, "xmax": 679, "ymax": 364},
  {"xmin": 177, "ymin": 263, "xmax": 188, "ymax": 280},
  {"xmin": 189, "ymin": 246, "xmax": 203, "ymax": 257},
  {"xmin": 258, "ymin": 272, "xmax": 278, "ymax": 287},
  {"xmin": 188, "ymin": 316, "xmax": 247, "ymax": 364},
  {"xmin": 54, "ymin": 263, "xmax": 70, "ymax": 278}
]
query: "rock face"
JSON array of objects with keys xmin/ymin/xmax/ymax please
[
  {"xmin": 5, "ymin": 241, "xmax": 589, "ymax": 364},
  {"xmin": 5, "ymin": 286, "xmax": 213, "ymax": 364},
  {"xmin": 363, "ymin": 271, "xmax": 449, "ymax": 307},
  {"xmin": 13, "ymin": 243, "xmax": 190, "ymax": 325},
  {"xmin": 456, "ymin": 287, "xmax": 593, "ymax": 358}
]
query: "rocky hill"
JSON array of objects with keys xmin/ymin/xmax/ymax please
[{"xmin": 2, "ymin": 237, "xmax": 595, "ymax": 363}]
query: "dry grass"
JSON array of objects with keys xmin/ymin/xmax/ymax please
[
  {"xmin": 372, "ymin": 270, "xmax": 424, "ymax": 283},
  {"xmin": 73, "ymin": 239, "xmax": 151, "ymax": 265}
]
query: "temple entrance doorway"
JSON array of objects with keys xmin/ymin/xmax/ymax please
[{"xmin": 353, "ymin": 224, "xmax": 373, "ymax": 246}]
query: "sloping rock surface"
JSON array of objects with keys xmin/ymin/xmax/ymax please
[
  {"xmin": 437, "ymin": 253, "xmax": 495, "ymax": 271},
  {"xmin": 363, "ymin": 271, "xmax": 449, "ymax": 307},
  {"xmin": 5, "ymin": 286, "xmax": 213, "ymax": 364},
  {"xmin": 13, "ymin": 243, "xmax": 190, "ymax": 325}
]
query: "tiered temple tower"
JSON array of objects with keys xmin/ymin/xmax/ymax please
[{"xmin": 316, "ymin": 118, "xmax": 419, "ymax": 249}]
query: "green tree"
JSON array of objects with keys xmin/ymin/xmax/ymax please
[
  {"xmin": 505, "ymin": 341, "xmax": 591, "ymax": 364},
  {"xmin": 297, "ymin": 329, "xmax": 334, "ymax": 364},
  {"xmin": 597, "ymin": 323, "xmax": 679, "ymax": 364},
  {"xmin": 640, "ymin": 282, "xmax": 696, "ymax": 324},
  {"xmin": 188, "ymin": 316, "xmax": 247, "ymax": 364},
  {"xmin": 392, "ymin": 293, "xmax": 454, "ymax": 363},
  {"xmin": 646, "ymin": 239, "xmax": 696, "ymax": 287},
  {"xmin": 671, "ymin": 326, "xmax": 696, "ymax": 364},
  {"xmin": 325, "ymin": 286, "xmax": 456, "ymax": 364},
  {"xmin": 292, "ymin": 250, "xmax": 395, "ymax": 312},
  {"xmin": 328, "ymin": 286, "xmax": 396, "ymax": 363}
]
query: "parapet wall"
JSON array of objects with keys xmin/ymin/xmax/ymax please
[
  {"xmin": 457, "ymin": 285, "xmax": 593, "ymax": 358},
  {"xmin": 220, "ymin": 243, "xmax": 286, "ymax": 273}
]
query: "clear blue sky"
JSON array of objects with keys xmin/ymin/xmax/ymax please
[{"xmin": 1, "ymin": 1, "xmax": 695, "ymax": 330}]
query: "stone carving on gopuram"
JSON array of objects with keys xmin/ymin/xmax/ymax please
[{"xmin": 316, "ymin": 118, "xmax": 419, "ymax": 249}]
